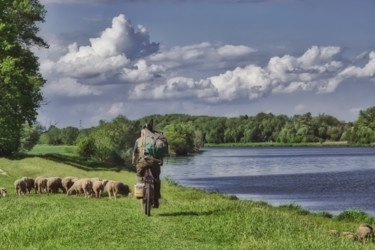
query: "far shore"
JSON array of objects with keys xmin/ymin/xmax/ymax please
[{"xmin": 204, "ymin": 141, "xmax": 375, "ymax": 147}]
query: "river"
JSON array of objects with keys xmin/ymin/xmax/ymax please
[{"xmin": 160, "ymin": 147, "xmax": 375, "ymax": 216}]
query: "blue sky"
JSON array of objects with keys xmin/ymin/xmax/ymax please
[{"xmin": 36, "ymin": 0, "xmax": 375, "ymax": 128}]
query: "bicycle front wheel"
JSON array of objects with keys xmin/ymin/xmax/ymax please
[{"xmin": 144, "ymin": 183, "xmax": 151, "ymax": 216}]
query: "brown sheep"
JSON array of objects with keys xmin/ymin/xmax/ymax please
[
  {"xmin": 36, "ymin": 177, "xmax": 48, "ymax": 194},
  {"xmin": 92, "ymin": 180, "xmax": 109, "ymax": 199},
  {"xmin": 0, "ymin": 187, "xmax": 7, "ymax": 197},
  {"xmin": 21, "ymin": 177, "xmax": 35, "ymax": 193},
  {"xmin": 47, "ymin": 177, "xmax": 63, "ymax": 193},
  {"xmin": 14, "ymin": 179, "xmax": 27, "ymax": 196},
  {"xmin": 62, "ymin": 177, "xmax": 78, "ymax": 193},
  {"xmin": 105, "ymin": 181, "xmax": 130, "ymax": 199},
  {"xmin": 81, "ymin": 178, "xmax": 93, "ymax": 198},
  {"xmin": 356, "ymin": 224, "xmax": 374, "ymax": 242},
  {"xmin": 67, "ymin": 179, "xmax": 84, "ymax": 196}
]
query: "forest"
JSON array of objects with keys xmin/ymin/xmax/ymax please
[{"xmin": 18, "ymin": 106, "xmax": 375, "ymax": 166}]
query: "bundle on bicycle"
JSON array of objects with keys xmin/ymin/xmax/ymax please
[{"xmin": 132, "ymin": 120, "xmax": 168, "ymax": 216}]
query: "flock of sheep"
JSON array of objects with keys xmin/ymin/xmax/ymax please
[{"xmin": 2, "ymin": 176, "xmax": 131, "ymax": 199}]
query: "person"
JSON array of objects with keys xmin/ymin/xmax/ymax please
[{"xmin": 132, "ymin": 123, "xmax": 163, "ymax": 208}]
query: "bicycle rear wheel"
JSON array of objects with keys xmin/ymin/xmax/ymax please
[{"xmin": 144, "ymin": 183, "xmax": 151, "ymax": 216}]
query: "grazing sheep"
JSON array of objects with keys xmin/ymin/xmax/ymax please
[
  {"xmin": 81, "ymin": 178, "xmax": 93, "ymax": 198},
  {"xmin": 14, "ymin": 179, "xmax": 27, "ymax": 196},
  {"xmin": 62, "ymin": 177, "xmax": 78, "ymax": 193},
  {"xmin": 47, "ymin": 177, "xmax": 63, "ymax": 193},
  {"xmin": 0, "ymin": 187, "xmax": 7, "ymax": 197},
  {"xmin": 34, "ymin": 176, "xmax": 44, "ymax": 193},
  {"xmin": 105, "ymin": 181, "xmax": 130, "ymax": 199},
  {"xmin": 90, "ymin": 177, "xmax": 102, "ymax": 183},
  {"xmin": 67, "ymin": 179, "xmax": 84, "ymax": 196},
  {"xmin": 92, "ymin": 180, "xmax": 109, "ymax": 199},
  {"xmin": 356, "ymin": 224, "xmax": 374, "ymax": 242},
  {"xmin": 36, "ymin": 177, "xmax": 48, "ymax": 194},
  {"xmin": 21, "ymin": 177, "xmax": 35, "ymax": 193}
]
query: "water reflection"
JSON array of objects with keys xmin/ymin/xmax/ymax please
[{"xmin": 161, "ymin": 147, "xmax": 375, "ymax": 216}]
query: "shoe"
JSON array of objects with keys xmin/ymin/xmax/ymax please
[{"xmin": 153, "ymin": 199, "xmax": 159, "ymax": 208}]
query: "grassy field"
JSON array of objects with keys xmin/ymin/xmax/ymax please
[{"xmin": 1, "ymin": 145, "xmax": 375, "ymax": 249}]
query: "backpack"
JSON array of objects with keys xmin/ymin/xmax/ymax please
[{"xmin": 142, "ymin": 128, "xmax": 168, "ymax": 158}]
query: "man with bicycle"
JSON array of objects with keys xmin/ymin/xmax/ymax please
[{"xmin": 132, "ymin": 122, "xmax": 165, "ymax": 208}]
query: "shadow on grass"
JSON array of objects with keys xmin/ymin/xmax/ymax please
[
  {"xmin": 158, "ymin": 209, "xmax": 220, "ymax": 217},
  {"xmin": 11, "ymin": 153, "xmax": 136, "ymax": 173}
]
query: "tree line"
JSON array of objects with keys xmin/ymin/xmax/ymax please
[{"xmin": 26, "ymin": 106, "xmax": 375, "ymax": 165}]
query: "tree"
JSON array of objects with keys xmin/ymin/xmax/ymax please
[
  {"xmin": 60, "ymin": 127, "xmax": 79, "ymax": 145},
  {"xmin": 19, "ymin": 121, "xmax": 40, "ymax": 151},
  {"xmin": 164, "ymin": 123, "xmax": 195, "ymax": 156},
  {"xmin": 0, "ymin": 0, "xmax": 48, "ymax": 156}
]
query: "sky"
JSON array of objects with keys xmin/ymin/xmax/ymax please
[{"xmin": 35, "ymin": 0, "xmax": 375, "ymax": 128}]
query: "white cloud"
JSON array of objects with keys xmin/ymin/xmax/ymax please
[
  {"xmin": 54, "ymin": 14, "xmax": 159, "ymax": 79},
  {"xmin": 41, "ymin": 0, "xmax": 114, "ymax": 5},
  {"xmin": 217, "ymin": 45, "xmax": 256, "ymax": 57},
  {"xmin": 148, "ymin": 42, "xmax": 256, "ymax": 74},
  {"xmin": 108, "ymin": 102, "xmax": 127, "ymax": 116},
  {"xmin": 44, "ymin": 78, "xmax": 101, "ymax": 97},
  {"xmin": 294, "ymin": 104, "xmax": 305, "ymax": 112},
  {"xmin": 132, "ymin": 46, "xmax": 350, "ymax": 102}
]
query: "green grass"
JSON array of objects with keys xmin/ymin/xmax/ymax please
[
  {"xmin": 1, "ymin": 146, "xmax": 374, "ymax": 249},
  {"xmin": 27, "ymin": 144, "xmax": 77, "ymax": 155}
]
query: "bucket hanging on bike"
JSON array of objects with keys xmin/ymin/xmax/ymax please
[{"xmin": 134, "ymin": 183, "xmax": 144, "ymax": 199}]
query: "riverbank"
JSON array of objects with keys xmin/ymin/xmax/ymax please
[
  {"xmin": 204, "ymin": 141, "xmax": 375, "ymax": 147},
  {"xmin": 0, "ymin": 149, "xmax": 375, "ymax": 248}
]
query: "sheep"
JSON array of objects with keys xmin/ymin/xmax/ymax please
[
  {"xmin": 105, "ymin": 181, "xmax": 130, "ymax": 199},
  {"xmin": 67, "ymin": 179, "xmax": 84, "ymax": 196},
  {"xmin": 62, "ymin": 177, "xmax": 78, "ymax": 193},
  {"xmin": 90, "ymin": 177, "xmax": 102, "ymax": 183},
  {"xmin": 81, "ymin": 178, "xmax": 93, "ymax": 198},
  {"xmin": 21, "ymin": 177, "xmax": 35, "ymax": 193},
  {"xmin": 92, "ymin": 180, "xmax": 109, "ymax": 199},
  {"xmin": 34, "ymin": 176, "xmax": 44, "ymax": 194},
  {"xmin": 36, "ymin": 177, "xmax": 48, "ymax": 194},
  {"xmin": 0, "ymin": 187, "xmax": 7, "ymax": 197},
  {"xmin": 356, "ymin": 224, "xmax": 374, "ymax": 242},
  {"xmin": 14, "ymin": 179, "xmax": 27, "ymax": 196},
  {"xmin": 47, "ymin": 177, "xmax": 63, "ymax": 194}
]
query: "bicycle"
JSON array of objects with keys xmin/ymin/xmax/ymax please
[{"xmin": 142, "ymin": 167, "xmax": 155, "ymax": 216}]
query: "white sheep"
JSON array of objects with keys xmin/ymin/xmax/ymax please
[
  {"xmin": 105, "ymin": 181, "xmax": 130, "ymax": 199},
  {"xmin": 21, "ymin": 177, "xmax": 35, "ymax": 193},
  {"xmin": 67, "ymin": 179, "xmax": 84, "ymax": 196},
  {"xmin": 14, "ymin": 179, "xmax": 27, "ymax": 196},
  {"xmin": 0, "ymin": 187, "xmax": 7, "ymax": 197},
  {"xmin": 92, "ymin": 180, "xmax": 108, "ymax": 199}
]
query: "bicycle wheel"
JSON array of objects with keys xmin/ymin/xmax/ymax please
[{"xmin": 144, "ymin": 183, "xmax": 151, "ymax": 216}]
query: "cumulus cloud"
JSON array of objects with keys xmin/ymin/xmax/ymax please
[
  {"xmin": 131, "ymin": 46, "xmax": 347, "ymax": 101},
  {"xmin": 54, "ymin": 14, "xmax": 159, "ymax": 79},
  {"xmin": 39, "ymin": 14, "xmax": 259, "ymax": 98},
  {"xmin": 149, "ymin": 42, "xmax": 256, "ymax": 74},
  {"xmin": 39, "ymin": 14, "xmax": 375, "ymax": 105}
]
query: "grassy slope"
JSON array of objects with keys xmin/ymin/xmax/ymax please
[{"xmin": 0, "ymin": 146, "xmax": 374, "ymax": 249}]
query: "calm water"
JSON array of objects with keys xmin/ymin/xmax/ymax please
[{"xmin": 161, "ymin": 147, "xmax": 375, "ymax": 216}]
